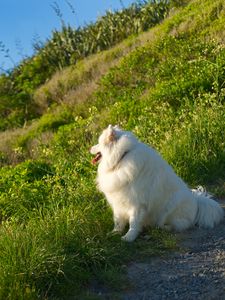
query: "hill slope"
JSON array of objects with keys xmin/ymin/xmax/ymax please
[{"xmin": 0, "ymin": 0, "xmax": 225, "ymax": 298}]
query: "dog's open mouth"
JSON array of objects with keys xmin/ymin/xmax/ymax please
[{"xmin": 91, "ymin": 152, "xmax": 102, "ymax": 164}]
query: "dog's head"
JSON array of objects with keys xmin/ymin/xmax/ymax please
[{"xmin": 90, "ymin": 125, "xmax": 136, "ymax": 165}]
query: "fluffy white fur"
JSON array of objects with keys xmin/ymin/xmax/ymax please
[{"xmin": 90, "ymin": 125, "xmax": 224, "ymax": 242}]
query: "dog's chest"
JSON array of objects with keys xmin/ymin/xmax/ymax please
[{"xmin": 106, "ymin": 191, "xmax": 134, "ymax": 211}]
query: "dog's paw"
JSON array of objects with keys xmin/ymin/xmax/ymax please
[{"xmin": 121, "ymin": 231, "xmax": 137, "ymax": 242}]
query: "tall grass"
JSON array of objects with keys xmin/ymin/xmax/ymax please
[{"xmin": 41, "ymin": 0, "xmax": 170, "ymax": 70}]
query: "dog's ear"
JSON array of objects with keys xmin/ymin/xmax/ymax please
[
  {"xmin": 106, "ymin": 125, "xmax": 116, "ymax": 143},
  {"xmin": 114, "ymin": 124, "xmax": 121, "ymax": 130}
]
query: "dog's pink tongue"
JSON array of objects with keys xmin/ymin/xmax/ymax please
[{"xmin": 91, "ymin": 152, "xmax": 102, "ymax": 165}]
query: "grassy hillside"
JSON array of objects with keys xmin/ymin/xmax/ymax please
[
  {"xmin": 0, "ymin": 0, "xmax": 225, "ymax": 298},
  {"xmin": 0, "ymin": 0, "xmax": 171, "ymax": 132}
]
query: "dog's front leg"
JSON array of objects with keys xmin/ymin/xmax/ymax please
[
  {"xmin": 111, "ymin": 212, "xmax": 127, "ymax": 234},
  {"xmin": 121, "ymin": 208, "xmax": 145, "ymax": 242}
]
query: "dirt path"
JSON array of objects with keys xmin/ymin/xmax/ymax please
[
  {"xmin": 90, "ymin": 200, "xmax": 225, "ymax": 300},
  {"xmin": 122, "ymin": 199, "xmax": 225, "ymax": 300}
]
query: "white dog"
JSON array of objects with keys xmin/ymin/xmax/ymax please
[{"xmin": 90, "ymin": 125, "xmax": 224, "ymax": 242}]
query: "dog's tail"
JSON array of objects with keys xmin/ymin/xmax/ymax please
[{"xmin": 192, "ymin": 187, "xmax": 224, "ymax": 228}]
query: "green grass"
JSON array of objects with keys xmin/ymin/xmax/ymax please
[
  {"xmin": 0, "ymin": 159, "xmax": 176, "ymax": 299},
  {"xmin": 0, "ymin": 0, "xmax": 225, "ymax": 298}
]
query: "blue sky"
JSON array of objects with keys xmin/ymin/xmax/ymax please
[{"xmin": 0, "ymin": 0, "xmax": 134, "ymax": 71}]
